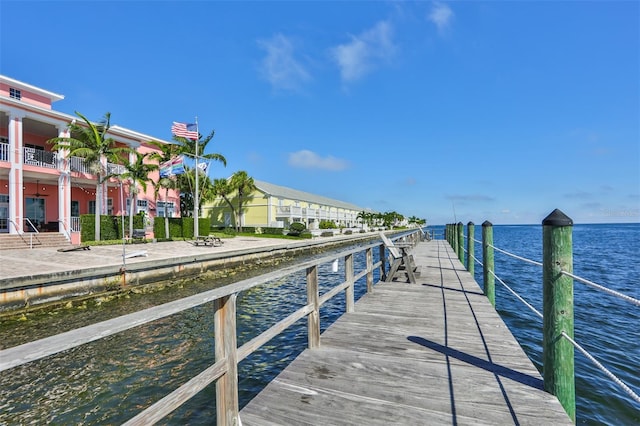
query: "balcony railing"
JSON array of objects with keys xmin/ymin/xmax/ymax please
[
  {"xmin": 70, "ymin": 157, "xmax": 125, "ymax": 176},
  {"xmin": 69, "ymin": 156, "xmax": 91, "ymax": 174},
  {"xmin": 0, "ymin": 143, "xmax": 8, "ymax": 162},
  {"xmin": 107, "ymin": 163, "xmax": 126, "ymax": 176},
  {"xmin": 23, "ymin": 148, "xmax": 57, "ymax": 169},
  {"xmin": 276, "ymin": 206, "xmax": 303, "ymax": 217}
]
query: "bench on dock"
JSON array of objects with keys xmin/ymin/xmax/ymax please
[
  {"xmin": 131, "ymin": 229, "xmax": 146, "ymax": 239},
  {"xmin": 191, "ymin": 235, "xmax": 223, "ymax": 247},
  {"xmin": 379, "ymin": 231, "xmax": 420, "ymax": 283}
]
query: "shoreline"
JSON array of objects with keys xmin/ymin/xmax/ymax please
[{"xmin": 0, "ymin": 233, "xmax": 380, "ymax": 316}]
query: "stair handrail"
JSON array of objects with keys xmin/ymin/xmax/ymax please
[
  {"xmin": 8, "ymin": 218, "xmax": 20, "ymax": 234},
  {"xmin": 57, "ymin": 219, "xmax": 73, "ymax": 242}
]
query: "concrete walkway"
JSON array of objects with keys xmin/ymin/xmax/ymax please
[
  {"xmin": 0, "ymin": 233, "xmax": 374, "ymax": 283},
  {"xmin": 0, "ymin": 238, "xmax": 281, "ymax": 280}
]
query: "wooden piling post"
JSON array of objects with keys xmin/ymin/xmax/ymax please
[
  {"xmin": 379, "ymin": 244, "xmax": 386, "ymax": 281},
  {"xmin": 345, "ymin": 253, "xmax": 355, "ymax": 312},
  {"xmin": 306, "ymin": 265, "xmax": 320, "ymax": 349},
  {"xmin": 542, "ymin": 209, "xmax": 575, "ymax": 422},
  {"xmin": 214, "ymin": 294, "xmax": 239, "ymax": 426},
  {"xmin": 457, "ymin": 222, "xmax": 464, "ymax": 263},
  {"xmin": 451, "ymin": 224, "xmax": 457, "ymax": 253},
  {"xmin": 366, "ymin": 247, "xmax": 373, "ymax": 293},
  {"xmin": 482, "ymin": 221, "xmax": 495, "ymax": 307},
  {"xmin": 467, "ymin": 222, "xmax": 475, "ymax": 276}
]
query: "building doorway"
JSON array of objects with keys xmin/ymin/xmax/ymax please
[
  {"xmin": 0, "ymin": 194, "xmax": 8, "ymax": 233},
  {"xmin": 25, "ymin": 197, "xmax": 45, "ymax": 231}
]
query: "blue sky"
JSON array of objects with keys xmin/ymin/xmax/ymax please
[{"xmin": 1, "ymin": 1, "xmax": 638, "ymax": 225}]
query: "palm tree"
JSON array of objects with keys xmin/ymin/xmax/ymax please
[
  {"xmin": 173, "ymin": 129, "xmax": 227, "ymax": 223},
  {"xmin": 230, "ymin": 171, "xmax": 256, "ymax": 232},
  {"xmin": 357, "ymin": 211, "xmax": 368, "ymax": 229},
  {"xmin": 211, "ymin": 178, "xmax": 237, "ymax": 228},
  {"xmin": 175, "ymin": 167, "xmax": 213, "ymax": 217},
  {"xmin": 47, "ymin": 111, "xmax": 129, "ymax": 241},
  {"xmin": 148, "ymin": 141, "xmax": 182, "ymax": 239},
  {"xmin": 120, "ymin": 151, "xmax": 158, "ymax": 238}
]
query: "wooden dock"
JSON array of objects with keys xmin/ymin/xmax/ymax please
[{"xmin": 240, "ymin": 240, "xmax": 572, "ymax": 425}]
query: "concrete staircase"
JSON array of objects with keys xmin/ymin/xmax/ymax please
[{"xmin": 0, "ymin": 233, "xmax": 71, "ymax": 250}]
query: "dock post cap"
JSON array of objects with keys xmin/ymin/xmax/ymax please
[
  {"xmin": 467, "ymin": 221, "xmax": 474, "ymax": 226},
  {"xmin": 457, "ymin": 221, "xmax": 463, "ymax": 226},
  {"xmin": 542, "ymin": 209, "xmax": 573, "ymax": 226},
  {"xmin": 482, "ymin": 220, "xmax": 493, "ymax": 227}
]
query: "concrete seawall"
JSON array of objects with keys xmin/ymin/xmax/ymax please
[{"xmin": 0, "ymin": 234, "xmax": 377, "ymax": 314}]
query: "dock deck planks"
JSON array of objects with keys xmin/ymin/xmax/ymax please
[{"xmin": 240, "ymin": 240, "xmax": 572, "ymax": 425}]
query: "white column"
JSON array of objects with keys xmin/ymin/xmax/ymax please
[
  {"xmin": 7, "ymin": 112, "xmax": 25, "ymax": 234},
  {"xmin": 56, "ymin": 124, "xmax": 71, "ymax": 237}
]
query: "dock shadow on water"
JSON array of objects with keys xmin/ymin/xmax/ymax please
[{"xmin": 0, "ymin": 245, "xmax": 379, "ymax": 424}]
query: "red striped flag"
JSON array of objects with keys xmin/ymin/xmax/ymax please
[{"xmin": 171, "ymin": 122, "xmax": 198, "ymax": 140}]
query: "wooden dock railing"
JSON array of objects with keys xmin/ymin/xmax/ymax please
[
  {"xmin": 445, "ymin": 209, "xmax": 640, "ymax": 422},
  {"xmin": 0, "ymin": 230, "xmax": 422, "ymax": 425}
]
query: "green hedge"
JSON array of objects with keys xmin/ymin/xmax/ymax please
[
  {"xmin": 319, "ymin": 220, "xmax": 336, "ymax": 229},
  {"xmin": 153, "ymin": 217, "xmax": 184, "ymax": 239},
  {"xmin": 82, "ymin": 214, "xmax": 209, "ymax": 241},
  {"xmin": 262, "ymin": 227, "xmax": 284, "ymax": 235},
  {"xmin": 287, "ymin": 222, "xmax": 306, "ymax": 237},
  {"xmin": 179, "ymin": 217, "xmax": 211, "ymax": 238},
  {"xmin": 81, "ymin": 214, "xmax": 141, "ymax": 241}
]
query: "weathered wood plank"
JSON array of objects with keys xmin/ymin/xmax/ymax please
[{"xmin": 240, "ymin": 240, "xmax": 572, "ymax": 425}]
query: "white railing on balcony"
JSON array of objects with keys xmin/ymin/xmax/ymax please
[
  {"xmin": 276, "ymin": 206, "xmax": 303, "ymax": 217},
  {"xmin": 69, "ymin": 157, "xmax": 125, "ymax": 176},
  {"xmin": 70, "ymin": 156, "xmax": 91, "ymax": 173},
  {"xmin": 23, "ymin": 148, "xmax": 57, "ymax": 169},
  {"xmin": 0, "ymin": 143, "xmax": 8, "ymax": 162},
  {"xmin": 107, "ymin": 163, "xmax": 125, "ymax": 176},
  {"xmin": 70, "ymin": 217, "xmax": 80, "ymax": 232}
]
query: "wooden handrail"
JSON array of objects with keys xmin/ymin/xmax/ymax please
[{"xmin": 0, "ymin": 230, "xmax": 422, "ymax": 425}]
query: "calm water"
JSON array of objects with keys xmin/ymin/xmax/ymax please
[{"xmin": 1, "ymin": 225, "xmax": 638, "ymax": 424}]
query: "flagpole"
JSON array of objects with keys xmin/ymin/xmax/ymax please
[{"xmin": 194, "ymin": 116, "xmax": 199, "ymax": 239}]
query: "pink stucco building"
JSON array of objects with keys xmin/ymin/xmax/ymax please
[{"xmin": 0, "ymin": 75, "xmax": 179, "ymax": 243}]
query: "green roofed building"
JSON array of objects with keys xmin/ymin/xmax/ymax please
[{"xmin": 203, "ymin": 179, "xmax": 375, "ymax": 230}]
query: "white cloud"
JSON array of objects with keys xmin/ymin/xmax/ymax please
[
  {"xmin": 257, "ymin": 34, "xmax": 310, "ymax": 91},
  {"xmin": 330, "ymin": 21, "xmax": 396, "ymax": 82},
  {"xmin": 288, "ymin": 150, "xmax": 349, "ymax": 171},
  {"xmin": 428, "ymin": 2, "xmax": 454, "ymax": 34}
]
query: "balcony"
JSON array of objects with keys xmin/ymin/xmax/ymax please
[
  {"xmin": 0, "ymin": 147, "xmax": 125, "ymax": 177},
  {"xmin": 107, "ymin": 163, "xmax": 126, "ymax": 176},
  {"xmin": 0, "ymin": 142, "xmax": 8, "ymax": 162},
  {"xmin": 70, "ymin": 156, "xmax": 125, "ymax": 176},
  {"xmin": 276, "ymin": 205, "xmax": 302, "ymax": 218},
  {"xmin": 24, "ymin": 148, "xmax": 57, "ymax": 169}
]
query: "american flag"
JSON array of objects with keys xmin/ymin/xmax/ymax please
[{"xmin": 171, "ymin": 122, "xmax": 198, "ymax": 140}]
